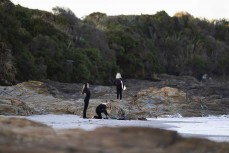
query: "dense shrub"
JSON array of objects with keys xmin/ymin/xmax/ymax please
[{"xmin": 1, "ymin": 0, "xmax": 229, "ymax": 85}]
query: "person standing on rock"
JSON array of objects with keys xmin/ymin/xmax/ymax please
[
  {"xmin": 114, "ymin": 72, "xmax": 126, "ymax": 100},
  {"xmin": 94, "ymin": 102, "xmax": 112, "ymax": 119},
  {"xmin": 81, "ymin": 83, "xmax": 91, "ymax": 119}
]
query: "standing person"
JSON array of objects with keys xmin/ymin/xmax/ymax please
[
  {"xmin": 114, "ymin": 72, "xmax": 125, "ymax": 100},
  {"xmin": 81, "ymin": 83, "xmax": 91, "ymax": 119},
  {"xmin": 94, "ymin": 102, "xmax": 112, "ymax": 119}
]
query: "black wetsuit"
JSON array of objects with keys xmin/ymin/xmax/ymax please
[
  {"xmin": 95, "ymin": 104, "xmax": 108, "ymax": 119},
  {"xmin": 114, "ymin": 78, "xmax": 124, "ymax": 100},
  {"xmin": 82, "ymin": 86, "xmax": 90, "ymax": 118}
]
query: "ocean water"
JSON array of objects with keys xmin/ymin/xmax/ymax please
[{"xmin": 152, "ymin": 115, "xmax": 229, "ymax": 142}]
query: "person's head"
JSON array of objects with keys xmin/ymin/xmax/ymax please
[
  {"xmin": 81, "ymin": 82, "xmax": 89, "ymax": 94},
  {"xmin": 84, "ymin": 82, "xmax": 89, "ymax": 89},
  {"xmin": 104, "ymin": 101, "xmax": 112, "ymax": 113},
  {"xmin": 116, "ymin": 73, "xmax": 122, "ymax": 79}
]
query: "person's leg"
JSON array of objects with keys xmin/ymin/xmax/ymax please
[
  {"xmin": 117, "ymin": 88, "xmax": 122, "ymax": 100},
  {"xmin": 94, "ymin": 116, "xmax": 99, "ymax": 119},
  {"xmin": 96, "ymin": 109, "xmax": 102, "ymax": 119},
  {"xmin": 83, "ymin": 99, "xmax": 89, "ymax": 118},
  {"xmin": 116, "ymin": 88, "xmax": 119, "ymax": 99}
]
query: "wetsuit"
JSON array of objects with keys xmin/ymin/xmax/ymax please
[
  {"xmin": 82, "ymin": 86, "xmax": 90, "ymax": 118},
  {"xmin": 114, "ymin": 78, "xmax": 124, "ymax": 100},
  {"xmin": 95, "ymin": 103, "xmax": 108, "ymax": 119}
]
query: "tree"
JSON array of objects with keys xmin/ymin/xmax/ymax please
[{"xmin": 0, "ymin": 42, "xmax": 16, "ymax": 85}]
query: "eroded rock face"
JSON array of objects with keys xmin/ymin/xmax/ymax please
[
  {"xmin": 0, "ymin": 81, "xmax": 79, "ymax": 115},
  {"xmin": 132, "ymin": 74, "xmax": 229, "ymax": 117},
  {"xmin": 0, "ymin": 96, "xmax": 33, "ymax": 115},
  {"xmin": 0, "ymin": 81, "xmax": 127, "ymax": 119},
  {"xmin": 0, "ymin": 116, "xmax": 228, "ymax": 153},
  {"xmin": 133, "ymin": 87, "xmax": 229, "ymax": 117}
]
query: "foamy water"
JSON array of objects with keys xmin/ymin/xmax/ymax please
[{"xmin": 152, "ymin": 115, "xmax": 229, "ymax": 142}]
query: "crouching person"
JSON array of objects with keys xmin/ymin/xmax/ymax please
[{"xmin": 94, "ymin": 102, "xmax": 112, "ymax": 119}]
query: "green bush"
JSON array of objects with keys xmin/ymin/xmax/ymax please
[{"xmin": 190, "ymin": 55, "xmax": 210, "ymax": 78}]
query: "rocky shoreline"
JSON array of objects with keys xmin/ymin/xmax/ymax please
[
  {"xmin": 1, "ymin": 74, "xmax": 229, "ymax": 152},
  {"xmin": 0, "ymin": 74, "xmax": 228, "ymax": 119}
]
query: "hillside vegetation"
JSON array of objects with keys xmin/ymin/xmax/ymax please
[{"xmin": 1, "ymin": 0, "xmax": 229, "ymax": 85}]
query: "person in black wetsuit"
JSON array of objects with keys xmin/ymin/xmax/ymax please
[
  {"xmin": 114, "ymin": 72, "xmax": 125, "ymax": 100},
  {"xmin": 94, "ymin": 102, "xmax": 112, "ymax": 119},
  {"xmin": 81, "ymin": 83, "xmax": 90, "ymax": 118}
]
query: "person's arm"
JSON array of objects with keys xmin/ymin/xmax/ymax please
[
  {"xmin": 104, "ymin": 110, "xmax": 109, "ymax": 119},
  {"xmin": 82, "ymin": 88, "xmax": 84, "ymax": 94},
  {"xmin": 114, "ymin": 79, "xmax": 117, "ymax": 85},
  {"xmin": 122, "ymin": 79, "xmax": 125, "ymax": 86},
  {"xmin": 102, "ymin": 104, "xmax": 109, "ymax": 118},
  {"xmin": 104, "ymin": 109, "xmax": 108, "ymax": 116}
]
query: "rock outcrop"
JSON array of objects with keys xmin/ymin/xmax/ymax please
[
  {"xmin": 0, "ymin": 74, "xmax": 229, "ymax": 118},
  {"xmin": 132, "ymin": 74, "xmax": 229, "ymax": 117}
]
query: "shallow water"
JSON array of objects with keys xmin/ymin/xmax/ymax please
[{"xmin": 152, "ymin": 115, "xmax": 229, "ymax": 142}]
